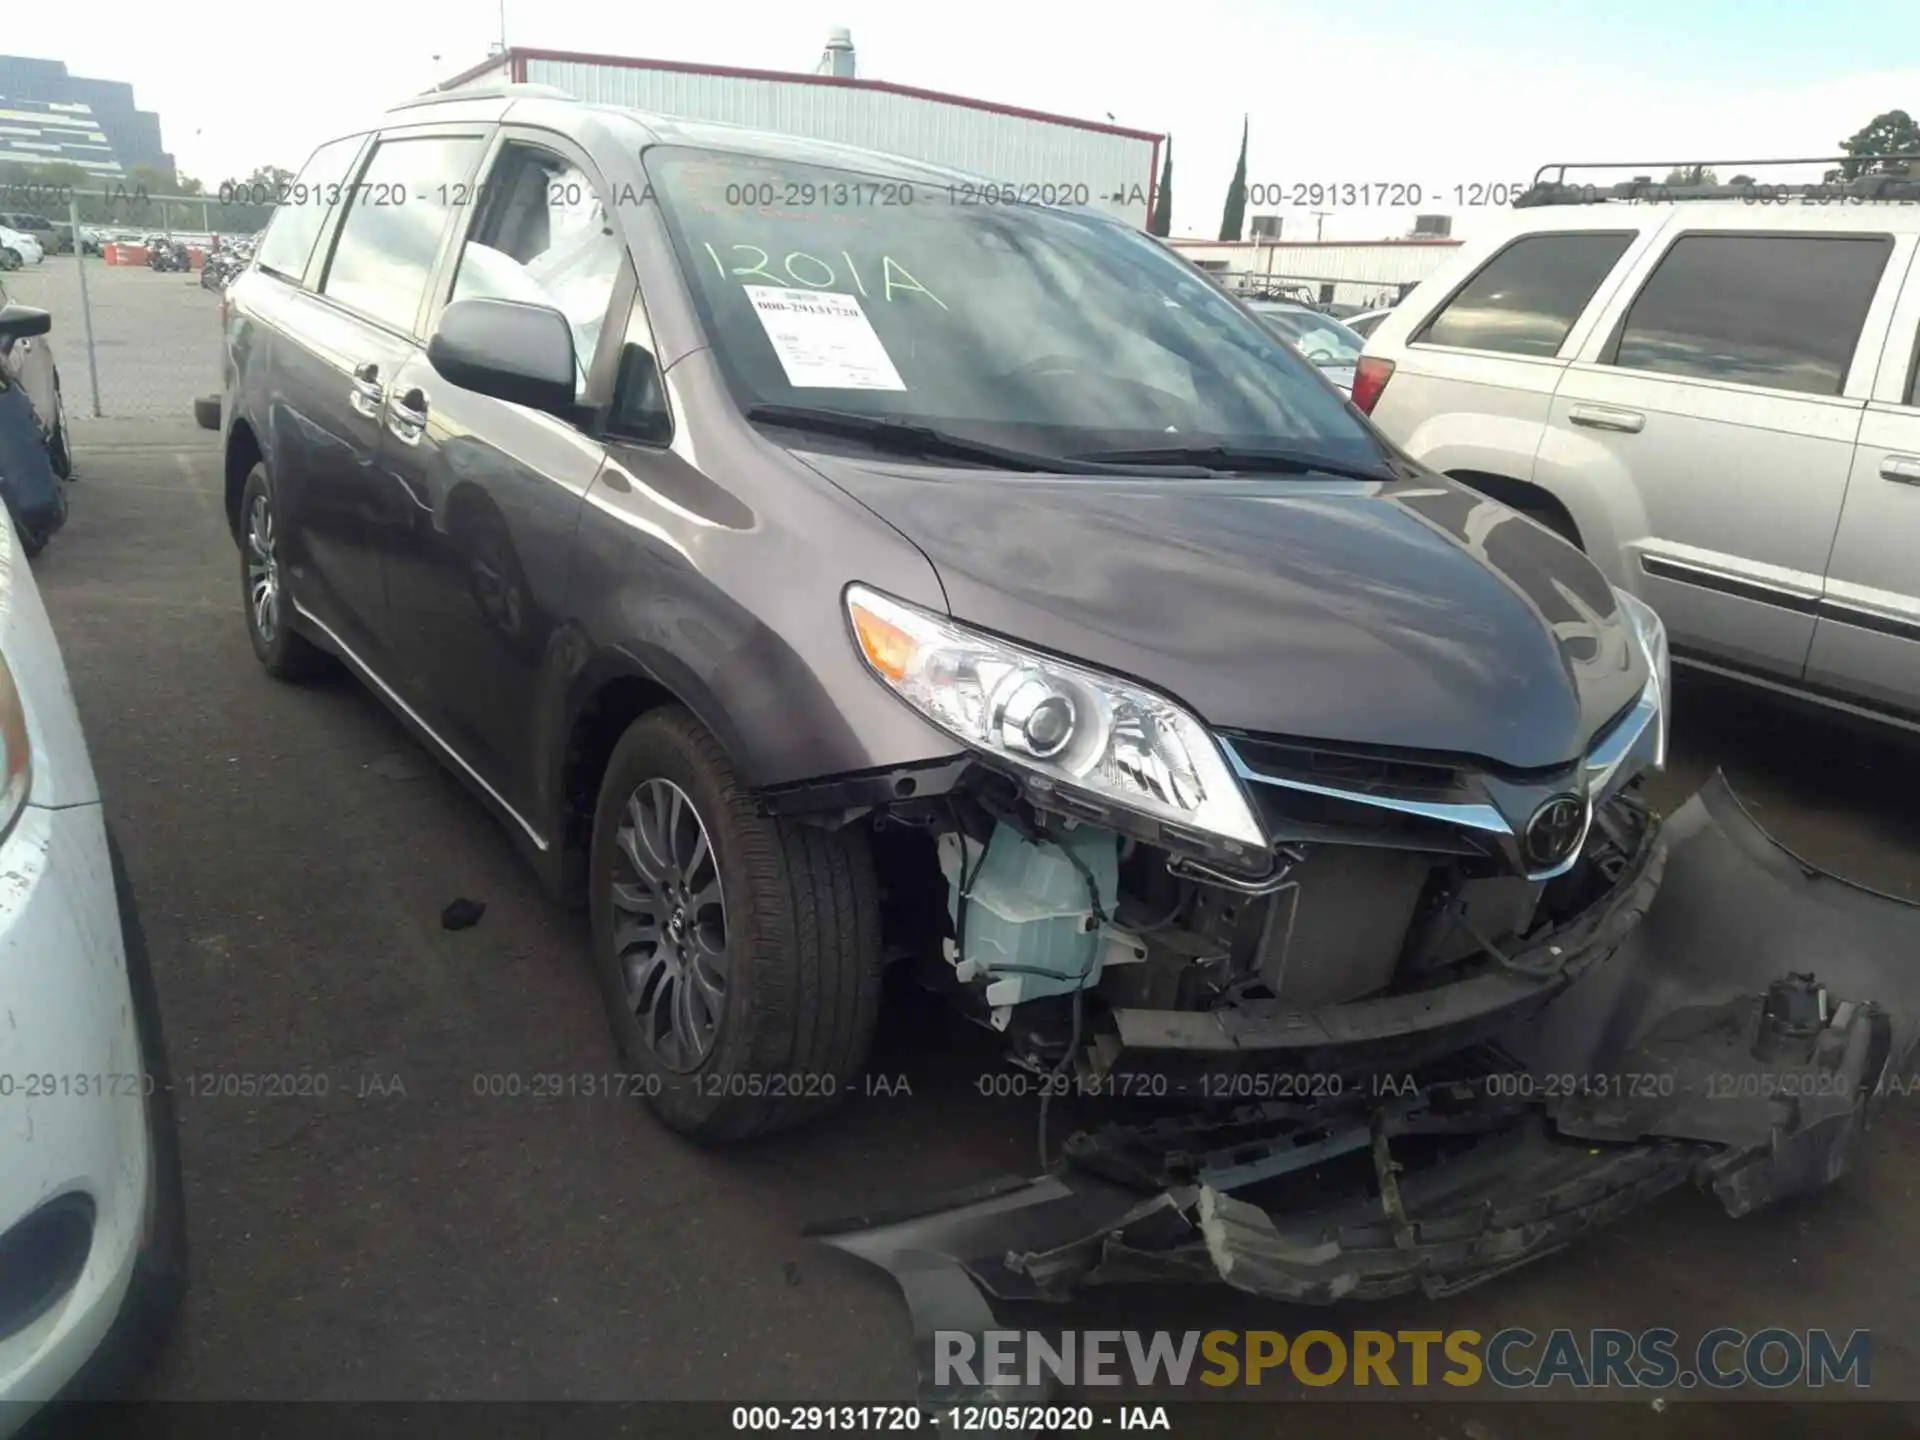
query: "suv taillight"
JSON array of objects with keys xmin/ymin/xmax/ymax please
[{"xmin": 1350, "ymin": 356, "xmax": 1395, "ymax": 415}]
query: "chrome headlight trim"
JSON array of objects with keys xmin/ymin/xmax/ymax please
[{"xmin": 1588, "ymin": 589, "xmax": 1669, "ymax": 800}]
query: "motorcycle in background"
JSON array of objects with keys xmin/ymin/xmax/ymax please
[
  {"xmin": 200, "ymin": 234, "xmax": 257, "ymax": 292},
  {"xmin": 146, "ymin": 235, "xmax": 192, "ymax": 273}
]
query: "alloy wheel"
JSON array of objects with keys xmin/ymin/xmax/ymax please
[
  {"xmin": 609, "ymin": 778, "xmax": 729, "ymax": 1071},
  {"xmin": 246, "ymin": 491, "xmax": 280, "ymax": 644}
]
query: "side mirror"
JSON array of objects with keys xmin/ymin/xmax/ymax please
[
  {"xmin": 0, "ymin": 304, "xmax": 52, "ymax": 342},
  {"xmin": 427, "ymin": 298, "xmax": 576, "ymax": 417}
]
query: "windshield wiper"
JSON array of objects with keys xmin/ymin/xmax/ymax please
[
  {"xmin": 1067, "ymin": 444, "xmax": 1392, "ymax": 482},
  {"xmin": 745, "ymin": 404, "xmax": 1133, "ymax": 475}
]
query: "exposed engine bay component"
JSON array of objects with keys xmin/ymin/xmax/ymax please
[{"xmin": 817, "ymin": 773, "xmax": 1920, "ymax": 1409}]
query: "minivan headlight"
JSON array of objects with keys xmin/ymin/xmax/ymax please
[
  {"xmin": 845, "ymin": 586, "xmax": 1265, "ymax": 853},
  {"xmin": 1615, "ymin": 588, "xmax": 1670, "ymax": 770}
]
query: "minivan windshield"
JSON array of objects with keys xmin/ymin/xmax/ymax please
[{"xmin": 644, "ymin": 148, "xmax": 1386, "ymax": 472}]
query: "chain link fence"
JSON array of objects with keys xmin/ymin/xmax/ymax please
[{"xmin": 0, "ymin": 192, "xmax": 268, "ymax": 422}]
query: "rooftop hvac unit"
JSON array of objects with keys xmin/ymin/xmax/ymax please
[
  {"xmin": 1249, "ymin": 215, "xmax": 1282, "ymax": 239},
  {"xmin": 1411, "ymin": 214, "xmax": 1453, "ymax": 237},
  {"xmin": 817, "ymin": 27, "xmax": 857, "ymax": 77}
]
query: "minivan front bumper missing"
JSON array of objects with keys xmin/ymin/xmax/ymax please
[{"xmin": 813, "ymin": 773, "xmax": 1920, "ymax": 1404}]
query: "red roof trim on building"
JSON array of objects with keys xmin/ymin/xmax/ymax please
[
  {"xmin": 442, "ymin": 47, "xmax": 1163, "ymax": 144},
  {"xmin": 438, "ymin": 53, "xmax": 513, "ymax": 91}
]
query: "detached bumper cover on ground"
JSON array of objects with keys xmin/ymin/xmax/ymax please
[{"xmin": 814, "ymin": 773, "xmax": 1920, "ymax": 1401}]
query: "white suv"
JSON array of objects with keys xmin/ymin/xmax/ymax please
[{"xmin": 1357, "ymin": 177, "xmax": 1920, "ymax": 729}]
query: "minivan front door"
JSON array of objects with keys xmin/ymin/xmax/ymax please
[{"xmin": 377, "ymin": 136, "xmax": 626, "ymax": 827}]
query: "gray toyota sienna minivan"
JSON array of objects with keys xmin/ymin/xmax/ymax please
[{"xmin": 221, "ymin": 89, "xmax": 1920, "ymax": 1297}]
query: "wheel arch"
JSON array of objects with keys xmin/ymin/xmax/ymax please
[
  {"xmin": 1445, "ymin": 468, "xmax": 1585, "ymax": 548},
  {"xmin": 548, "ymin": 643, "xmax": 758, "ymax": 901},
  {"xmin": 224, "ymin": 418, "xmax": 264, "ymax": 544}
]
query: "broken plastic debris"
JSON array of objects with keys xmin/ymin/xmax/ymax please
[{"xmin": 441, "ymin": 898, "xmax": 486, "ymax": 931}]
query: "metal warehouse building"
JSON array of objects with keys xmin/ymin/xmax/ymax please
[
  {"xmin": 437, "ymin": 38, "xmax": 1162, "ymax": 228},
  {"xmin": 1169, "ymin": 238, "xmax": 1464, "ymax": 310}
]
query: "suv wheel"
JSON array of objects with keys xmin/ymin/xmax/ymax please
[
  {"xmin": 589, "ymin": 707, "xmax": 883, "ymax": 1142},
  {"xmin": 238, "ymin": 464, "xmax": 330, "ymax": 679}
]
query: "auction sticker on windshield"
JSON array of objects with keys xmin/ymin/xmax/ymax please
[{"xmin": 745, "ymin": 286, "xmax": 906, "ymax": 390}]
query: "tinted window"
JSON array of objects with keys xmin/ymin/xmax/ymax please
[
  {"xmin": 450, "ymin": 143, "xmax": 625, "ymax": 399},
  {"xmin": 1613, "ymin": 235, "xmax": 1891, "ymax": 396},
  {"xmin": 1419, "ymin": 232, "xmax": 1634, "ymax": 357},
  {"xmin": 646, "ymin": 148, "xmax": 1385, "ymax": 472},
  {"xmin": 255, "ymin": 135, "xmax": 365, "ymax": 282},
  {"xmin": 322, "ymin": 135, "xmax": 483, "ymax": 333}
]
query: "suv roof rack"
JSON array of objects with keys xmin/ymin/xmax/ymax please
[
  {"xmin": 389, "ymin": 82, "xmax": 577, "ymax": 111},
  {"xmin": 1515, "ymin": 155, "xmax": 1920, "ymax": 208}
]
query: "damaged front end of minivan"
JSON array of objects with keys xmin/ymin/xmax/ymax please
[{"xmin": 780, "ymin": 573, "xmax": 1920, "ymax": 1405}]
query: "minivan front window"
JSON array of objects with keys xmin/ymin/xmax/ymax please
[{"xmin": 645, "ymin": 149, "xmax": 1386, "ymax": 472}]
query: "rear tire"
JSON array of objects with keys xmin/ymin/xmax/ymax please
[
  {"xmin": 238, "ymin": 463, "xmax": 330, "ymax": 680},
  {"xmin": 589, "ymin": 707, "xmax": 883, "ymax": 1142}
]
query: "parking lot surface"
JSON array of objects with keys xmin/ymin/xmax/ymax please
[{"xmin": 26, "ymin": 434, "xmax": 1920, "ymax": 1435}]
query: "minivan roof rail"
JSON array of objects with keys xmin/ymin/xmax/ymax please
[
  {"xmin": 389, "ymin": 82, "xmax": 577, "ymax": 111},
  {"xmin": 1515, "ymin": 155, "xmax": 1920, "ymax": 208}
]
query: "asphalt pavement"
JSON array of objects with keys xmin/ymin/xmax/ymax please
[{"xmin": 27, "ymin": 431, "xmax": 1920, "ymax": 1437}]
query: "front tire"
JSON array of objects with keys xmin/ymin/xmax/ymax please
[
  {"xmin": 238, "ymin": 463, "xmax": 330, "ymax": 680},
  {"xmin": 589, "ymin": 707, "xmax": 883, "ymax": 1142}
]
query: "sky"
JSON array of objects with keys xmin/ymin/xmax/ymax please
[{"xmin": 6, "ymin": 0, "xmax": 1919, "ymax": 240}]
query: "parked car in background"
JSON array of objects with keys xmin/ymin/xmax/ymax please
[
  {"xmin": 1345, "ymin": 307, "xmax": 1393, "ymax": 339},
  {"xmin": 0, "ymin": 228, "xmax": 44, "ymax": 270},
  {"xmin": 0, "ymin": 279, "xmax": 72, "ymax": 482},
  {"xmin": 0, "ymin": 464, "xmax": 186, "ymax": 1431},
  {"xmin": 0, "ymin": 288, "xmax": 70, "ymax": 553},
  {"xmin": 0, "ymin": 214, "xmax": 67, "ymax": 256},
  {"xmin": 1358, "ymin": 166, "xmax": 1920, "ymax": 732},
  {"xmin": 1246, "ymin": 300, "xmax": 1364, "ymax": 393}
]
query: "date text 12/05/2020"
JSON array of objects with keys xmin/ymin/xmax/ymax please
[{"xmin": 216, "ymin": 178, "xmax": 1161, "ymax": 211}]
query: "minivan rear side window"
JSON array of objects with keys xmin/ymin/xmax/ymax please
[
  {"xmin": 322, "ymin": 134, "xmax": 484, "ymax": 335},
  {"xmin": 255, "ymin": 135, "xmax": 365, "ymax": 283},
  {"xmin": 1416, "ymin": 232, "xmax": 1634, "ymax": 358},
  {"xmin": 1610, "ymin": 234, "xmax": 1892, "ymax": 396}
]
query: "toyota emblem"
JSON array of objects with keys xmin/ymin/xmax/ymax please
[{"xmin": 1524, "ymin": 794, "xmax": 1590, "ymax": 871}]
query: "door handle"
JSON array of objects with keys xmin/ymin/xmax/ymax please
[
  {"xmin": 349, "ymin": 360, "xmax": 384, "ymax": 418},
  {"xmin": 387, "ymin": 386, "xmax": 429, "ymax": 445},
  {"xmin": 1880, "ymin": 455, "xmax": 1920, "ymax": 486},
  {"xmin": 1568, "ymin": 404, "xmax": 1646, "ymax": 434}
]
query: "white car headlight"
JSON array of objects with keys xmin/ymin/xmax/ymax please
[
  {"xmin": 845, "ymin": 586, "xmax": 1266, "ymax": 854},
  {"xmin": 1614, "ymin": 588, "xmax": 1670, "ymax": 771},
  {"xmin": 0, "ymin": 650, "xmax": 31, "ymax": 842}
]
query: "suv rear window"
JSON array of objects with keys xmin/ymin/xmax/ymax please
[
  {"xmin": 256, "ymin": 134, "xmax": 367, "ymax": 282},
  {"xmin": 1611, "ymin": 234, "xmax": 1893, "ymax": 397},
  {"xmin": 1417, "ymin": 232, "xmax": 1633, "ymax": 358}
]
